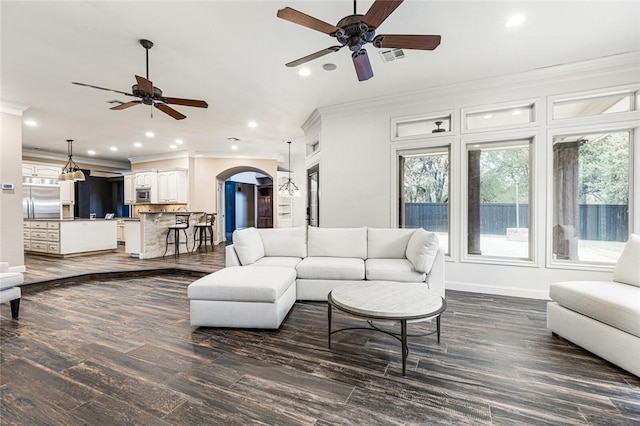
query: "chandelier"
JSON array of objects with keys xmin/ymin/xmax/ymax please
[
  {"xmin": 58, "ymin": 139, "xmax": 85, "ymax": 181},
  {"xmin": 278, "ymin": 140, "xmax": 301, "ymax": 197}
]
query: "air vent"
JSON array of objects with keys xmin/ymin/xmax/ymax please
[{"xmin": 379, "ymin": 48, "xmax": 406, "ymax": 63}]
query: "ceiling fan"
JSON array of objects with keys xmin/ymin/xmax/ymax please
[
  {"xmin": 72, "ymin": 39, "xmax": 208, "ymax": 120},
  {"xmin": 277, "ymin": 0, "xmax": 441, "ymax": 81}
]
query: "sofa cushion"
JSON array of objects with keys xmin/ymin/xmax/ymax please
[
  {"xmin": 187, "ymin": 266, "xmax": 296, "ymax": 303},
  {"xmin": 232, "ymin": 227, "xmax": 265, "ymax": 265},
  {"xmin": 252, "ymin": 257, "xmax": 302, "ymax": 269},
  {"xmin": 307, "ymin": 227, "xmax": 367, "ymax": 259},
  {"xmin": 296, "ymin": 257, "xmax": 365, "ymax": 280},
  {"xmin": 0, "ymin": 272, "xmax": 23, "ymax": 290},
  {"xmin": 550, "ymin": 280, "xmax": 640, "ymax": 338},
  {"xmin": 258, "ymin": 227, "xmax": 307, "ymax": 258},
  {"xmin": 406, "ymin": 228, "xmax": 440, "ymax": 273},
  {"xmin": 365, "ymin": 259, "xmax": 426, "ymax": 282},
  {"xmin": 367, "ymin": 228, "xmax": 415, "ymax": 259},
  {"xmin": 613, "ymin": 234, "xmax": 640, "ymax": 287}
]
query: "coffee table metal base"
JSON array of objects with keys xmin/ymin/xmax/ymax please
[{"xmin": 327, "ymin": 302, "xmax": 443, "ymax": 376}]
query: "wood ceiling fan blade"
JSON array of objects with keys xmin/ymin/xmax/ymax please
[
  {"xmin": 362, "ymin": 0, "xmax": 404, "ymax": 29},
  {"xmin": 72, "ymin": 82, "xmax": 134, "ymax": 97},
  {"xmin": 110, "ymin": 101, "xmax": 142, "ymax": 110},
  {"xmin": 285, "ymin": 46, "xmax": 342, "ymax": 68},
  {"xmin": 135, "ymin": 75, "xmax": 154, "ymax": 95},
  {"xmin": 164, "ymin": 97, "xmax": 208, "ymax": 108},
  {"xmin": 374, "ymin": 34, "xmax": 441, "ymax": 50},
  {"xmin": 155, "ymin": 103, "xmax": 186, "ymax": 120},
  {"xmin": 352, "ymin": 49, "xmax": 374, "ymax": 82},
  {"xmin": 277, "ymin": 7, "xmax": 340, "ymax": 35}
]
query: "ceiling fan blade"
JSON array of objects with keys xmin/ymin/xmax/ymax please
[
  {"xmin": 72, "ymin": 82, "xmax": 134, "ymax": 97},
  {"xmin": 362, "ymin": 0, "xmax": 404, "ymax": 29},
  {"xmin": 164, "ymin": 97, "xmax": 208, "ymax": 108},
  {"xmin": 277, "ymin": 7, "xmax": 340, "ymax": 35},
  {"xmin": 285, "ymin": 46, "xmax": 342, "ymax": 68},
  {"xmin": 374, "ymin": 34, "xmax": 441, "ymax": 50},
  {"xmin": 352, "ymin": 49, "xmax": 374, "ymax": 82},
  {"xmin": 155, "ymin": 103, "xmax": 186, "ymax": 120},
  {"xmin": 110, "ymin": 101, "xmax": 142, "ymax": 110},
  {"xmin": 135, "ymin": 75, "xmax": 154, "ymax": 95}
]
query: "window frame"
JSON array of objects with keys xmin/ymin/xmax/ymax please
[
  {"xmin": 461, "ymin": 132, "xmax": 539, "ymax": 267},
  {"xmin": 546, "ymin": 122, "xmax": 637, "ymax": 271},
  {"xmin": 390, "ymin": 109, "xmax": 455, "ymax": 142},
  {"xmin": 461, "ymin": 98, "xmax": 539, "ymax": 134}
]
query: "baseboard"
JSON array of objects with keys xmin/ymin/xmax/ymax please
[
  {"xmin": 446, "ymin": 280, "xmax": 550, "ymax": 300},
  {"xmin": 9, "ymin": 265, "xmax": 26, "ymax": 273}
]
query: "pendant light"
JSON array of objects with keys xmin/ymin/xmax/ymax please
[
  {"xmin": 58, "ymin": 139, "xmax": 85, "ymax": 182},
  {"xmin": 278, "ymin": 141, "xmax": 301, "ymax": 197}
]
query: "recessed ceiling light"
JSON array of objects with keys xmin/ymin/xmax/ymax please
[
  {"xmin": 231, "ymin": 145, "xmax": 239, "ymax": 151},
  {"xmin": 169, "ymin": 144, "xmax": 177, "ymax": 149},
  {"xmin": 145, "ymin": 131, "xmax": 154, "ymax": 138},
  {"xmin": 298, "ymin": 68, "xmax": 311, "ymax": 77},
  {"xmin": 322, "ymin": 63, "xmax": 337, "ymax": 71},
  {"xmin": 483, "ymin": 114, "xmax": 493, "ymax": 119},
  {"xmin": 24, "ymin": 120, "xmax": 38, "ymax": 127},
  {"xmin": 175, "ymin": 139, "xmax": 184, "ymax": 145},
  {"xmin": 505, "ymin": 14, "xmax": 525, "ymax": 28},
  {"xmin": 110, "ymin": 146, "xmax": 118, "ymax": 151},
  {"xmin": 134, "ymin": 142, "xmax": 142, "ymax": 148},
  {"xmin": 87, "ymin": 150, "xmax": 96, "ymax": 155},
  {"xmin": 247, "ymin": 121, "xmax": 257, "ymax": 128}
]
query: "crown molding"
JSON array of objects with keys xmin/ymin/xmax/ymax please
[
  {"xmin": 318, "ymin": 51, "xmax": 640, "ymax": 117},
  {"xmin": 128, "ymin": 150, "xmax": 191, "ymax": 164},
  {"xmin": 22, "ymin": 148, "xmax": 130, "ymax": 170},
  {"xmin": 0, "ymin": 101, "xmax": 29, "ymax": 116}
]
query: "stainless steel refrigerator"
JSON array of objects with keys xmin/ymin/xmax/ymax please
[{"xmin": 23, "ymin": 178, "xmax": 61, "ymax": 219}]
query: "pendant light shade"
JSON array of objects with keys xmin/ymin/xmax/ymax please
[
  {"xmin": 278, "ymin": 141, "xmax": 301, "ymax": 197},
  {"xmin": 59, "ymin": 139, "xmax": 85, "ymax": 182}
]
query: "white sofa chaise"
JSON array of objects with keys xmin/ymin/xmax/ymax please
[
  {"xmin": 547, "ymin": 234, "xmax": 640, "ymax": 377},
  {"xmin": 0, "ymin": 262, "xmax": 23, "ymax": 319},
  {"xmin": 225, "ymin": 226, "xmax": 445, "ymax": 300}
]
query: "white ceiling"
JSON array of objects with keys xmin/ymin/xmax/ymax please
[{"xmin": 2, "ymin": 1, "xmax": 639, "ymax": 167}]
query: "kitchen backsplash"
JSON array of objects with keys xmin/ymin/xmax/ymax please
[{"xmin": 132, "ymin": 204, "xmax": 189, "ymax": 218}]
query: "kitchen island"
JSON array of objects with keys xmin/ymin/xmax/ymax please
[
  {"xmin": 24, "ymin": 219, "xmax": 117, "ymax": 256},
  {"xmin": 125, "ymin": 212, "xmax": 204, "ymax": 259}
]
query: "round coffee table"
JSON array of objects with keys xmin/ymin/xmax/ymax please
[{"xmin": 327, "ymin": 281, "xmax": 446, "ymax": 376}]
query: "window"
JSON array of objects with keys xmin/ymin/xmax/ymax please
[
  {"xmin": 399, "ymin": 147, "xmax": 450, "ymax": 254},
  {"xmin": 465, "ymin": 104, "xmax": 535, "ymax": 131},
  {"xmin": 466, "ymin": 140, "xmax": 531, "ymax": 260},
  {"xmin": 552, "ymin": 130, "xmax": 631, "ymax": 264},
  {"xmin": 392, "ymin": 113, "xmax": 452, "ymax": 140},
  {"xmin": 552, "ymin": 91, "xmax": 636, "ymax": 120}
]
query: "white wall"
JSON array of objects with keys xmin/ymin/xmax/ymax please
[{"xmin": 311, "ymin": 52, "xmax": 640, "ymax": 299}]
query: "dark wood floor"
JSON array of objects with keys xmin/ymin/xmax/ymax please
[{"xmin": 1, "ymin": 247, "xmax": 639, "ymax": 425}]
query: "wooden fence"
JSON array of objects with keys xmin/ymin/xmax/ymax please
[{"xmin": 404, "ymin": 203, "xmax": 628, "ymax": 241}]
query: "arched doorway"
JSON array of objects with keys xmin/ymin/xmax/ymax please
[{"xmin": 217, "ymin": 166, "xmax": 274, "ymax": 242}]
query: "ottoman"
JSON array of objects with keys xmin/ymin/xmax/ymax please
[{"xmin": 188, "ymin": 266, "xmax": 297, "ymax": 329}]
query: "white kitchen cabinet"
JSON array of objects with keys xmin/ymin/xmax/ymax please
[
  {"xmin": 157, "ymin": 169, "xmax": 188, "ymax": 203},
  {"xmin": 59, "ymin": 181, "xmax": 74, "ymax": 204},
  {"xmin": 124, "ymin": 174, "xmax": 136, "ymax": 204},
  {"xmin": 23, "ymin": 163, "xmax": 61, "ymax": 178},
  {"xmin": 135, "ymin": 171, "xmax": 157, "ymax": 188}
]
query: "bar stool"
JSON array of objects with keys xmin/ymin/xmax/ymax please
[
  {"xmin": 193, "ymin": 213, "xmax": 215, "ymax": 253},
  {"xmin": 163, "ymin": 214, "xmax": 191, "ymax": 258}
]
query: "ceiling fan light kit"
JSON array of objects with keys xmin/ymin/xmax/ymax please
[
  {"xmin": 72, "ymin": 39, "xmax": 208, "ymax": 120},
  {"xmin": 277, "ymin": 0, "xmax": 441, "ymax": 81}
]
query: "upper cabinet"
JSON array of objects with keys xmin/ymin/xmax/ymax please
[
  {"xmin": 59, "ymin": 181, "xmax": 74, "ymax": 204},
  {"xmin": 22, "ymin": 163, "xmax": 61, "ymax": 179},
  {"xmin": 135, "ymin": 171, "xmax": 157, "ymax": 188},
  {"xmin": 157, "ymin": 169, "xmax": 188, "ymax": 204},
  {"xmin": 124, "ymin": 174, "xmax": 136, "ymax": 205}
]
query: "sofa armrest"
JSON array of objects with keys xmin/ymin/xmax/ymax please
[
  {"xmin": 425, "ymin": 248, "xmax": 445, "ymax": 299},
  {"xmin": 225, "ymin": 244, "xmax": 241, "ymax": 267}
]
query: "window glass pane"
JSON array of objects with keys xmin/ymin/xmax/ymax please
[
  {"xmin": 552, "ymin": 92, "xmax": 633, "ymax": 120},
  {"xmin": 400, "ymin": 149, "xmax": 449, "ymax": 253},
  {"xmin": 396, "ymin": 116, "xmax": 451, "ymax": 138},
  {"xmin": 466, "ymin": 104, "xmax": 534, "ymax": 130},
  {"xmin": 552, "ymin": 131, "xmax": 630, "ymax": 263},
  {"xmin": 467, "ymin": 142, "xmax": 530, "ymax": 259}
]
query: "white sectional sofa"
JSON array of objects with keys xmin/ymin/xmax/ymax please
[
  {"xmin": 188, "ymin": 226, "xmax": 444, "ymax": 329},
  {"xmin": 547, "ymin": 234, "xmax": 640, "ymax": 377},
  {"xmin": 0, "ymin": 262, "xmax": 23, "ymax": 319},
  {"xmin": 225, "ymin": 226, "xmax": 445, "ymax": 301}
]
